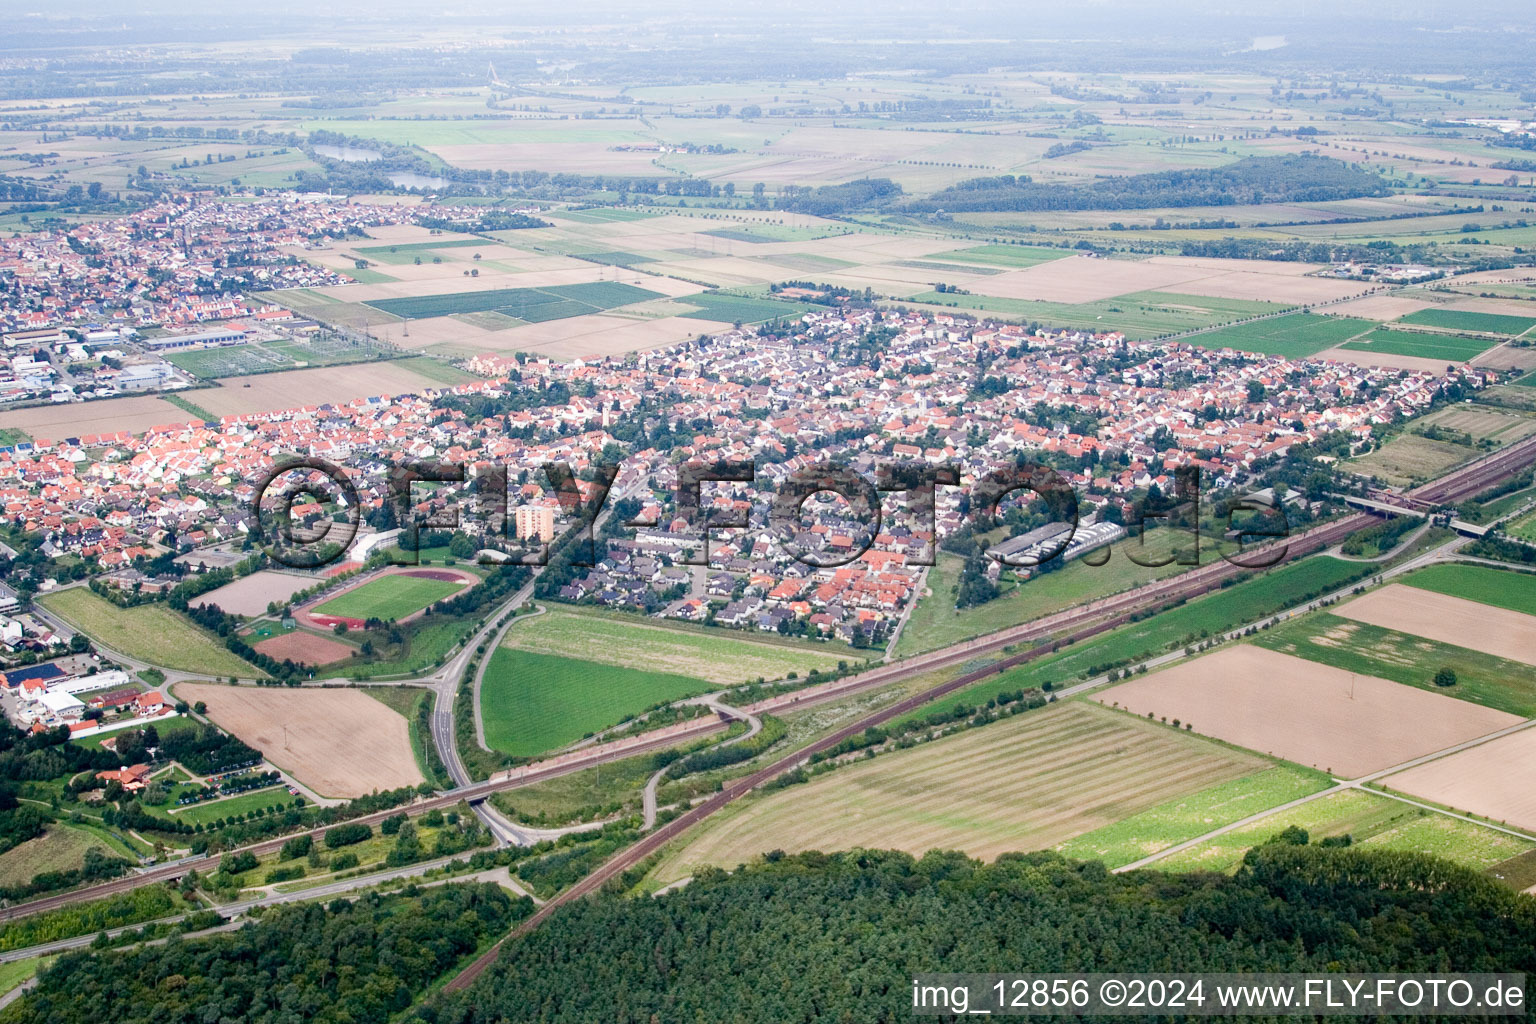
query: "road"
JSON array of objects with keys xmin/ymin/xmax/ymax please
[
  {"xmin": 8, "ymin": 434, "xmax": 1533, "ymax": 960},
  {"xmin": 439, "ymin": 432, "xmax": 1536, "ymax": 992}
]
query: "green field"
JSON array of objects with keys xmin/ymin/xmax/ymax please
[
  {"xmin": 313, "ymin": 574, "xmax": 469, "ymax": 622},
  {"xmin": 501, "ymin": 606, "xmax": 847, "ymax": 686},
  {"xmin": 1402, "ymin": 562, "xmax": 1536, "ymax": 616},
  {"xmin": 896, "ymin": 527, "xmax": 1221, "ymax": 658},
  {"xmin": 0, "ymin": 427, "xmax": 29, "ymax": 446},
  {"xmin": 1340, "ymin": 328, "xmax": 1496, "ymax": 362},
  {"xmin": 677, "ymin": 291, "xmax": 816, "ymax": 324},
  {"xmin": 1398, "ymin": 308, "xmax": 1536, "ymax": 336},
  {"xmin": 391, "ymin": 356, "xmax": 479, "ymax": 387},
  {"xmin": 163, "ymin": 785, "xmax": 293, "ymax": 827},
  {"xmin": 0, "ymin": 825, "xmax": 117, "ymax": 887},
  {"xmin": 480, "ymin": 649, "xmax": 713, "ymax": 756},
  {"xmin": 363, "ymin": 281, "xmax": 662, "ymax": 321},
  {"xmin": 911, "ymin": 289, "xmax": 1286, "ymax": 340},
  {"xmin": 649, "ymin": 701, "xmax": 1268, "ymax": 884},
  {"xmin": 573, "ymin": 250, "xmax": 657, "ymax": 266},
  {"xmin": 932, "ymin": 244, "xmax": 1072, "ymax": 269},
  {"xmin": 1055, "ymin": 765, "xmax": 1330, "ymax": 869},
  {"xmin": 166, "ymin": 338, "xmax": 398, "ymax": 379},
  {"xmin": 354, "ymin": 239, "xmax": 484, "ymax": 256},
  {"xmin": 1254, "ymin": 611, "xmax": 1536, "ymax": 717},
  {"xmin": 908, "ymin": 555, "xmax": 1374, "ymax": 719},
  {"xmin": 1347, "ymin": 432, "xmax": 1473, "ymax": 486},
  {"xmin": 40, "ymin": 588, "xmax": 259, "ymax": 677},
  {"xmin": 1155, "ymin": 789, "xmax": 1532, "ymax": 873},
  {"xmin": 1193, "ymin": 313, "xmax": 1377, "ymax": 358}
]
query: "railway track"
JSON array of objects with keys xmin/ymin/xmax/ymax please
[
  {"xmin": 11, "ymin": 431, "xmax": 1532, "ymax": 948},
  {"xmin": 440, "ymin": 430, "xmax": 1536, "ymax": 993}
]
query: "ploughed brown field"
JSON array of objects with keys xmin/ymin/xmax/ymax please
[
  {"xmin": 1097, "ymin": 646, "xmax": 1520, "ymax": 778},
  {"xmin": 174, "ymin": 683, "xmax": 424, "ymax": 798}
]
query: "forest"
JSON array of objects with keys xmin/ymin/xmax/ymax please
[
  {"xmin": 412, "ymin": 842, "xmax": 1536, "ymax": 1024},
  {"xmin": 3, "ymin": 882, "xmax": 527, "ymax": 1024},
  {"xmin": 904, "ymin": 155, "xmax": 1391, "ymax": 213}
]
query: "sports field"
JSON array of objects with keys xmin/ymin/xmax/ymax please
[
  {"xmin": 1403, "ymin": 563, "xmax": 1536, "ymax": 617},
  {"xmin": 1397, "ymin": 309, "xmax": 1536, "ymax": 336},
  {"xmin": 1339, "ymin": 329, "xmax": 1496, "ymax": 363},
  {"xmin": 1099, "ymin": 646, "xmax": 1520, "ymax": 777},
  {"xmin": 1192, "ymin": 313, "xmax": 1376, "ymax": 358},
  {"xmin": 500, "ymin": 607, "xmax": 847, "ymax": 686},
  {"xmin": 311, "ymin": 571, "xmax": 470, "ymax": 623},
  {"xmin": 1255, "ymin": 611, "xmax": 1536, "ymax": 717},
  {"xmin": 1154, "ymin": 789, "xmax": 1531, "ymax": 873},
  {"xmin": 649, "ymin": 701, "xmax": 1269, "ymax": 884},
  {"xmin": 1054, "ymin": 765, "xmax": 1330, "ymax": 869},
  {"xmin": 480, "ymin": 649, "xmax": 714, "ymax": 756},
  {"xmin": 40, "ymin": 588, "xmax": 259, "ymax": 677},
  {"xmin": 363, "ymin": 281, "xmax": 662, "ymax": 321}
]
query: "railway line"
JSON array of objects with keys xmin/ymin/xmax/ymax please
[
  {"xmin": 8, "ymin": 430, "xmax": 1533, "ymax": 958},
  {"xmin": 441, "ymin": 429, "xmax": 1536, "ymax": 992}
]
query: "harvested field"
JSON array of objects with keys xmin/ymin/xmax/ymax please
[
  {"xmin": 1347, "ymin": 433, "xmax": 1473, "ymax": 486},
  {"xmin": 1335, "ymin": 584, "xmax": 1536, "ymax": 666},
  {"xmin": 1169, "ymin": 271, "xmax": 1370, "ymax": 304},
  {"xmin": 189, "ymin": 570, "xmax": 315, "ymax": 618},
  {"xmin": 1316, "ymin": 346, "xmax": 1461, "ymax": 373},
  {"xmin": 649, "ymin": 701, "xmax": 1268, "ymax": 883},
  {"xmin": 1097, "ymin": 646, "xmax": 1520, "ymax": 777},
  {"xmin": 1385, "ymin": 727, "xmax": 1536, "ymax": 832},
  {"xmin": 1328, "ymin": 294, "xmax": 1436, "ymax": 321},
  {"xmin": 253, "ymin": 631, "xmax": 355, "ymax": 667},
  {"xmin": 0, "ymin": 395, "xmax": 195, "ymax": 441},
  {"xmin": 194, "ymin": 362, "xmax": 460, "ymax": 419},
  {"xmin": 174, "ymin": 683, "xmax": 423, "ymax": 798}
]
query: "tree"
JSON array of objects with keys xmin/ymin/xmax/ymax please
[{"xmin": 1434, "ymin": 666, "xmax": 1457, "ymax": 687}]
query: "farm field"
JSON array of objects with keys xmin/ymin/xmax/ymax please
[
  {"xmin": 1097, "ymin": 645, "xmax": 1521, "ymax": 777},
  {"xmin": 1339, "ymin": 329, "xmax": 1497, "ymax": 363},
  {"xmin": 931, "ymin": 244, "xmax": 1072, "ymax": 269},
  {"xmin": 0, "ymin": 394, "xmax": 199, "ymax": 440},
  {"xmin": 1331, "ymin": 584, "xmax": 1536, "ymax": 666},
  {"xmin": 480, "ymin": 649, "xmax": 714, "ymax": 756},
  {"xmin": 364, "ymin": 686, "xmax": 439, "ymax": 785},
  {"xmin": 910, "ymin": 288, "xmax": 1286, "ymax": 340},
  {"xmin": 173, "ymin": 683, "xmax": 423, "ymax": 798},
  {"xmin": 191, "ymin": 361, "xmax": 461, "ymax": 419},
  {"xmin": 501, "ymin": 606, "xmax": 850, "ymax": 686},
  {"xmin": 39, "ymin": 588, "xmax": 259, "ymax": 677},
  {"xmin": 1255, "ymin": 611, "xmax": 1536, "ymax": 717},
  {"xmin": 1154, "ymin": 789, "xmax": 1531, "ymax": 873},
  {"xmin": 906, "ymin": 554, "xmax": 1375, "ymax": 717},
  {"xmin": 1398, "ymin": 309, "xmax": 1536, "ymax": 336},
  {"xmin": 1403, "ymin": 563, "xmax": 1536, "ymax": 617},
  {"xmin": 310, "ymin": 569, "xmax": 473, "ymax": 624},
  {"xmin": 0, "ymin": 825, "xmax": 116, "ymax": 888},
  {"xmin": 1192, "ymin": 313, "xmax": 1376, "ymax": 358},
  {"xmin": 363, "ymin": 281, "xmax": 662, "ymax": 321},
  {"xmin": 1384, "ymin": 726, "xmax": 1536, "ymax": 832},
  {"xmin": 1054, "ymin": 765, "xmax": 1330, "ymax": 869},
  {"xmin": 188, "ymin": 570, "xmax": 315, "ymax": 618},
  {"xmin": 676, "ymin": 292, "xmax": 815, "ymax": 323},
  {"xmin": 648, "ymin": 701, "xmax": 1269, "ymax": 885}
]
